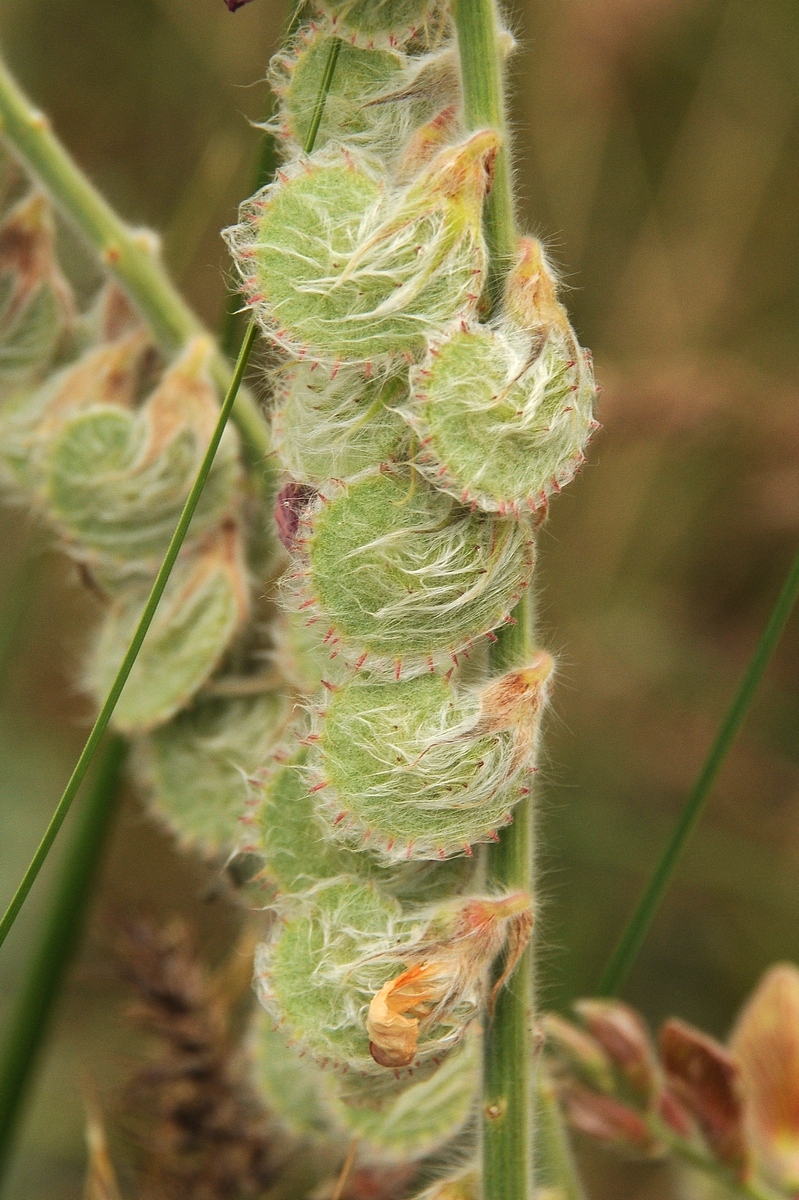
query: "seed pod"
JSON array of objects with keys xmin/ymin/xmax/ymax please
[
  {"xmin": 331, "ymin": 1027, "xmax": 478, "ymax": 1158},
  {"xmin": 0, "ymin": 192, "xmax": 73, "ymax": 385},
  {"xmin": 366, "ymin": 892, "xmax": 532, "ymax": 1068},
  {"xmin": 269, "ymin": 27, "xmax": 413, "ymax": 160},
  {"xmin": 134, "ymin": 690, "xmax": 291, "ymax": 857},
  {"xmin": 255, "ymin": 879, "xmax": 407, "ymax": 1075},
  {"xmin": 224, "ymin": 131, "xmax": 497, "ymax": 365},
  {"xmin": 1, "ymin": 328, "xmax": 152, "ymax": 492},
  {"xmin": 272, "ymin": 361, "xmax": 408, "ymax": 485},
  {"xmin": 314, "ymin": 656, "xmax": 553, "ymax": 861},
  {"xmin": 253, "ymin": 750, "xmax": 474, "ymax": 899},
  {"xmin": 256, "ymin": 882, "xmax": 520, "ymax": 1078},
  {"xmin": 405, "ymin": 241, "xmax": 596, "ymax": 516},
  {"xmin": 252, "ymin": 1006, "xmax": 479, "ymax": 1159},
  {"xmin": 84, "ymin": 524, "xmax": 249, "ymax": 733},
  {"xmin": 315, "ymin": 0, "xmax": 437, "ymax": 44},
  {"xmin": 43, "ymin": 338, "xmax": 241, "ymax": 571},
  {"xmin": 293, "ymin": 468, "xmax": 535, "ymax": 675}
]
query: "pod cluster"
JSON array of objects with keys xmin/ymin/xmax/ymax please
[
  {"xmin": 222, "ymin": 0, "xmax": 596, "ymax": 1170},
  {"xmin": 0, "ymin": 164, "xmax": 287, "ymax": 861}
]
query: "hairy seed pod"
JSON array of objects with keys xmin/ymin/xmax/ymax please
[
  {"xmin": 272, "ymin": 361, "xmax": 408, "ymax": 485},
  {"xmin": 269, "ymin": 27, "xmax": 414, "ymax": 161},
  {"xmin": 332, "ymin": 1026, "xmax": 479, "ymax": 1158},
  {"xmin": 253, "ymin": 750, "xmax": 474, "ymax": 900},
  {"xmin": 314, "ymin": 655, "xmax": 553, "ymax": 861},
  {"xmin": 255, "ymin": 879, "xmax": 407, "ymax": 1075},
  {"xmin": 315, "ymin": 0, "xmax": 437, "ymax": 44},
  {"xmin": 134, "ymin": 690, "xmax": 291, "ymax": 857},
  {"xmin": 84, "ymin": 524, "xmax": 249, "ymax": 733},
  {"xmin": 0, "ymin": 328, "xmax": 152, "ymax": 492},
  {"xmin": 0, "ymin": 192, "xmax": 73, "ymax": 385},
  {"xmin": 43, "ymin": 338, "xmax": 241, "ymax": 569},
  {"xmin": 256, "ymin": 884, "xmax": 529, "ymax": 1077},
  {"xmin": 293, "ymin": 468, "xmax": 534, "ymax": 674},
  {"xmin": 224, "ymin": 131, "xmax": 497, "ymax": 364},
  {"xmin": 366, "ymin": 892, "xmax": 532, "ymax": 1067},
  {"xmin": 252, "ymin": 1008, "xmax": 478, "ymax": 1159},
  {"xmin": 404, "ymin": 240, "xmax": 597, "ymax": 515}
]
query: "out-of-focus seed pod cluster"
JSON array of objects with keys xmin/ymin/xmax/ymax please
[
  {"xmin": 221, "ymin": 0, "xmax": 597, "ymax": 1180},
  {"xmin": 0, "ymin": 148, "xmax": 287, "ymax": 864},
  {"xmin": 543, "ymin": 968, "xmax": 799, "ymax": 1198}
]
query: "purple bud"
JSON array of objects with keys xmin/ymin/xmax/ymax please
[
  {"xmin": 275, "ymin": 482, "xmax": 317, "ymax": 552},
  {"xmin": 224, "ymin": 0, "xmax": 256, "ymax": 10}
]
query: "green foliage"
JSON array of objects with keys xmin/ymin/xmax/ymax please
[{"xmin": 316, "ymin": 0, "xmax": 436, "ymax": 41}]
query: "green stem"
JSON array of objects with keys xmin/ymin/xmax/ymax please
[
  {"xmin": 535, "ymin": 1070, "xmax": 586, "ymax": 1200},
  {"xmin": 0, "ymin": 324, "xmax": 255, "ymax": 954},
  {"xmin": 598, "ymin": 544, "xmax": 799, "ymax": 997},
  {"xmin": 0, "ymin": 735, "xmax": 127, "ymax": 1183},
  {"xmin": 451, "ymin": 3, "xmax": 533, "ymax": 1196},
  {"xmin": 452, "ymin": 0, "xmax": 516, "ymax": 313},
  {"xmin": 0, "ymin": 52, "xmax": 270, "ymax": 477}
]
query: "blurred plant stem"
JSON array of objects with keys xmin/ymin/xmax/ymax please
[
  {"xmin": 535, "ymin": 1072, "xmax": 586, "ymax": 1200},
  {"xmin": 0, "ymin": 735, "xmax": 127, "ymax": 1187},
  {"xmin": 653, "ymin": 1122, "xmax": 788, "ymax": 1200},
  {"xmin": 450, "ymin": 0, "xmax": 534, "ymax": 1195},
  {"xmin": 0, "ymin": 323, "xmax": 255, "ymax": 955},
  {"xmin": 0, "ymin": 51, "xmax": 272, "ymax": 483},
  {"xmin": 599, "ymin": 544, "xmax": 799, "ymax": 997}
]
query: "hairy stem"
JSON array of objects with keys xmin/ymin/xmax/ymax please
[
  {"xmin": 0, "ymin": 52, "xmax": 270, "ymax": 478},
  {"xmin": 0, "ymin": 325, "xmax": 255, "ymax": 953},
  {"xmin": 0, "ymin": 736, "xmax": 127, "ymax": 1181},
  {"xmin": 598, "ymin": 543, "xmax": 799, "ymax": 997},
  {"xmin": 452, "ymin": 1, "xmax": 534, "ymax": 1195}
]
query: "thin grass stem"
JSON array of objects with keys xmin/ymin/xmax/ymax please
[
  {"xmin": 0, "ymin": 735, "xmax": 127, "ymax": 1182},
  {"xmin": 598, "ymin": 544, "xmax": 799, "ymax": 996}
]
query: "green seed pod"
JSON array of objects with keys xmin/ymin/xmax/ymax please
[
  {"xmin": 332, "ymin": 1028, "xmax": 479, "ymax": 1159},
  {"xmin": 252, "ymin": 749, "xmax": 474, "ymax": 900},
  {"xmin": 255, "ymin": 879, "xmax": 407, "ymax": 1075},
  {"xmin": 256, "ymin": 885, "xmax": 529, "ymax": 1077},
  {"xmin": 224, "ymin": 131, "xmax": 497, "ymax": 365},
  {"xmin": 269, "ymin": 27, "xmax": 411, "ymax": 160},
  {"xmin": 84, "ymin": 525, "xmax": 250, "ymax": 733},
  {"xmin": 0, "ymin": 192, "xmax": 73, "ymax": 385},
  {"xmin": 272, "ymin": 361, "xmax": 408, "ymax": 485},
  {"xmin": 315, "ymin": 0, "xmax": 437, "ymax": 44},
  {"xmin": 405, "ymin": 241, "xmax": 597, "ymax": 515},
  {"xmin": 43, "ymin": 338, "xmax": 241, "ymax": 570},
  {"xmin": 313, "ymin": 655, "xmax": 553, "ymax": 861},
  {"xmin": 251, "ymin": 1008, "xmax": 479, "ymax": 1160},
  {"xmin": 250, "ymin": 1008, "xmax": 339, "ymax": 1141},
  {"xmin": 292, "ymin": 468, "xmax": 534, "ymax": 675},
  {"xmin": 0, "ymin": 329, "xmax": 153, "ymax": 493},
  {"xmin": 134, "ymin": 690, "xmax": 291, "ymax": 857}
]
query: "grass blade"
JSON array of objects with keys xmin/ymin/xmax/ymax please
[
  {"xmin": 0, "ymin": 735, "xmax": 127, "ymax": 1179},
  {"xmin": 598, "ymin": 544, "xmax": 799, "ymax": 996}
]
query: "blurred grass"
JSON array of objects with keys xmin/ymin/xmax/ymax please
[{"xmin": 0, "ymin": 0, "xmax": 797, "ymax": 1196}]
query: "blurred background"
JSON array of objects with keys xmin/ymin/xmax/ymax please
[{"xmin": 0, "ymin": 0, "xmax": 797, "ymax": 1195}]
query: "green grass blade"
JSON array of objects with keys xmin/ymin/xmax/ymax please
[
  {"xmin": 598, "ymin": 544, "xmax": 799, "ymax": 996},
  {"xmin": 0, "ymin": 325, "xmax": 255, "ymax": 954},
  {"xmin": 0, "ymin": 735, "xmax": 126, "ymax": 1180}
]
